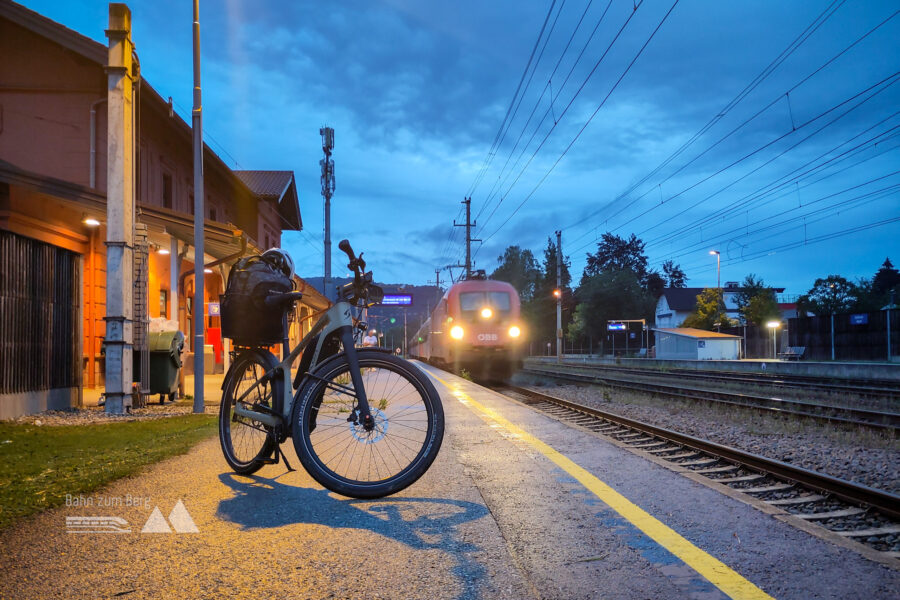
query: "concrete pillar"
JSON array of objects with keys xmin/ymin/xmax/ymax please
[{"xmin": 103, "ymin": 4, "xmax": 135, "ymax": 414}]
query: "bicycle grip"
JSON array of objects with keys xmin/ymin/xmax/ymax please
[{"xmin": 339, "ymin": 239, "xmax": 355, "ymax": 261}]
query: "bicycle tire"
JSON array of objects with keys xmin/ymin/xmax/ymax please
[
  {"xmin": 292, "ymin": 350, "xmax": 444, "ymax": 498},
  {"xmin": 219, "ymin": 349, "xmax": 279, "ymax": 475}
]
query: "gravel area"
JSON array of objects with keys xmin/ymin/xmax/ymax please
[
  {"xmin": 518, "ymin": 380, "xmax": 900, "ymax": 495},
  {"xmin": 5, "ymin": 403, "xmax": 217, "ymax": 426}
]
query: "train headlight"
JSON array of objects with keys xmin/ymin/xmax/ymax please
[
  {"xmin": 450, "ymin": 326, "xmax": 464, "ymax": 340},
  {"xmin": 508, "ymin": 326, "xmax": 521, "ymax": 338},
  {"xmin": 480, "ymin": 307, "xmax": 492, "ymax": 319}
]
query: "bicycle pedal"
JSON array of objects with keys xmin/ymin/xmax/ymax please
[{"xmin": 257, "ymin": 456, "xmax": 278, "ymax": 465}]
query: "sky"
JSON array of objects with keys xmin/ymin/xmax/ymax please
[{"xmin": 20, "ymin": 0, "xmax": 900, "ymax": 295}]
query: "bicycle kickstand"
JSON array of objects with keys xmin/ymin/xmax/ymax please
[{"xmin": 274, "ymin": 443, "xmax": 296, "ymax": 472}]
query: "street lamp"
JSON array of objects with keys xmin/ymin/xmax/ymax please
[
  {"xmin": 766, "ymin": 320, "xmax": 780, "ymax": 359},
  {"xmin": 709, "ymin": 250, "xmax": 720, "ymax": 290}
]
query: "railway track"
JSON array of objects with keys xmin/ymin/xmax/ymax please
[
  {"xmin": 492, "ymin": 383, "xmax": 900, "ymax": 564},
  {"xmin": 526, "ymin": 359, "xmax": 900, "ymax": 400},
  {"xmin": 521, "ymin": 366, "xmax": 900, "ymax": 431}
]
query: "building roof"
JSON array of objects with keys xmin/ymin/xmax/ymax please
[
  {"xmin": 234, "ymin": 171, "xmax": 302, "ymax": 231},
  {"xmin": 654, "ymin": 327, "xmax": 742, "ymax": 339},
  {"xmin": 659, "ymin": 286, "xmax": 786, "ymax": 311},
  {"xmin": 658, "ymin": 288, "xmax": 706, "ymax": 311}
]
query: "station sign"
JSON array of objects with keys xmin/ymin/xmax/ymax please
[
  {"xmin": 607, "ymin": 322, "xmax": 626, "ymax": 331},
  {"xmin": 208, "ymin": 302, "xmax": 220, "ymax": 317},
  {"xmin": 382, "ymin": 294, "xmax": 413, "ymax": 306},
  {"xmin": 849, "ymin": 313, "xmax": 868, "ymax": 325}
]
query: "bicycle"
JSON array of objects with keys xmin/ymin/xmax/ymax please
[{"xmin": 218, "ymin": 240, "xmax": 445, "ymax": 499}]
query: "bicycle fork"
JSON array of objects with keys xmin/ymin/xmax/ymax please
[{"xmin": 340, "ymin": 327, "xmax": 375, "ymax": 431}]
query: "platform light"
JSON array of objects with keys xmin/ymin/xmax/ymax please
[
  {"xmin": 450, "ymin": 326, "xmax": 464, "ymax": 340},
  {"xmin": 157, "ymin": 247, "xmax": 170, "ymax": 255},
  {"xmin": 82, "ymin": 216, "xmax": 100, "ymax": 227},
  {"xmin": 481, "ymin": 307, "xmax": 492, "ymax": 319},
  {"xmin": 203, "ymin": 268, "xmax": 213, "ymax": 274},
  {"xmin": 508, "ymin": 326, "xmax": 521, "ymax": 338},
  {"xmin": 766, "ymin": 321, "xmax": 780, "ymax": 329},
  {"xmin": 553, "ymin": 289, "xmax": 561, "ymax": 298}
]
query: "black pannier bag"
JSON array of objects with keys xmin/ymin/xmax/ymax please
[{"xmin": 221, "ymin": 255, "xmax": 294, "ymax": 346}]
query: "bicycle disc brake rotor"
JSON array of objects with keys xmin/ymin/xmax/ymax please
[{"xmin": 349, "ymin": 407, "xmax": 387, "ymax": 444}]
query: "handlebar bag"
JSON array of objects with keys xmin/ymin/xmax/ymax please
[{"xmin": 221, "ymin": 255, "xmax": 293, "ymax": 346}]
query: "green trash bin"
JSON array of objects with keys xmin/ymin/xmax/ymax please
[{"xmin": 148, "ymin": 330, "xmax": 185, "ymax": 403}]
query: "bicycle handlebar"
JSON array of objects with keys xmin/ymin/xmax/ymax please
[{"xmin": 263, "ymin": 291, "xmax": 304, "ymax": 309}]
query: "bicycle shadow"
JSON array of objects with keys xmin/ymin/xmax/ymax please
[{"xmin": 216, "ymin": 472, "xmax": 490, "ymax": 600}]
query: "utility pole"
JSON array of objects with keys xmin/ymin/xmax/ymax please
[
  {"xmin": 191, "ymin": 0, "xmax": 205, "ymax": 413},
  {"xmin": 556, "ymin": 230, "xmax": 562, "ymax": 364},
  {"xmin": 104, "ymin": 3, "xmax": 135, "ymax": 414},
  {"xmin": 454, "ymin": 197, "xmax": 480, "ymax": 279},
  {"xmin": 320, "ymin": 127, "xmax": 335, "ymax": 300}
]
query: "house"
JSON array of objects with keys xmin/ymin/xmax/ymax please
[
  {"xmin": 0, "ymin": 2, "xmax": 327, "ymax": 418},
  {"xmin": 655, "ymin": 283, "xmax": 786, "ymax": 327},
  {"xmin": 654, "ymin": 328, "xmax": 741, "ymax": 360}
]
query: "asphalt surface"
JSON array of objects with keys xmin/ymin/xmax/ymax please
[{"xmin": 1, "ymin": 364, "xmax": 897, "ymax": 599}]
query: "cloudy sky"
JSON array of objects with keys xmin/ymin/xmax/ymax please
[{"xmin": 22, "ymin": 0, "xmax": 900, "ymax": 294}]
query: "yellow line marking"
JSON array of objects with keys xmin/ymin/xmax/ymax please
[{"xmin": 429, "ymin": 372, "xmax": 775, "ymax": 600}]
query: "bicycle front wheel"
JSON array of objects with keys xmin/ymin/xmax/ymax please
[
  {"xmin": 292, "ymin": 350, "xmax": 444, "ymax": 498},
  {"xmin": 219, "ymin": 349, "xmax": 279, "ymax": 475}
]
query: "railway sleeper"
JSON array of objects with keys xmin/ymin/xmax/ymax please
[
  {"xmin": 837, "ymin": 525, "xmax": 900, "ymax": 538},
  {"xmin": 766, "ymin": 494, "xmax": 827, "ymax": 506},
  {"xmin": 693, "ymin": 465, "xmax": 739, "ymax": 475},
  {"xmin": 741, "ymin": 482, "xmax": 794, "ymax": 494},
  {"xmin": 716, "ymin": 473, "xmax": 765, "ymax": 484},
  {"xmin": 795, "ymin": 507, "xmax": 867, "ymax": 521},
  {"xmin": 678, "ymin": 457, "xmax": 718, "ymax": 467}
]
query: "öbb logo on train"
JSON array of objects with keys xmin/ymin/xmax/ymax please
[{"xmin": 477, "ymin": 333, "xmax": 498, "ymax": 341}]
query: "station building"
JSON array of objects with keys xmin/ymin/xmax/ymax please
[{"xmin": 0, "ymin": 2, "xmax": 328, "ymax": 418}]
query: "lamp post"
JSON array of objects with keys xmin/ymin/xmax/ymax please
[
  {"xmin": 710, "ymin": 250, "xmax": 721, "ymax": 328},
  {"xmin": 766, "ymin": 320, "xmax": 780, "ymax": 359}
]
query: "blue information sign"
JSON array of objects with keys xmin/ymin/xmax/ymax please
[
  {"xmin": 208, "ymin": 302, "xmax": 220, "ymax": 317},
  {"xmin": 849, "ymin": 313, "xmax": 868, "ymax": 325},
  {"xmin": 382, "ymin": 294, "xmax": 413, "ymax": 306},
  {"xmin": 607, "ymin": 322, "xmax": 626, "ymax": 331}
]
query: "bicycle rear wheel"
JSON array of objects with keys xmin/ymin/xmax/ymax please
[
  {"xmin": 219, "ymin": 349, "xmax": 279, "ymax": 474},
  {"xmin": 292, "ymin": 350, "xmax": 444, "ymax": 498}
]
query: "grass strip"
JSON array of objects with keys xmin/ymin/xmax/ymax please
[{"xmin": 0, "ymin": 414, "xmax": 216, "ymax": 530}]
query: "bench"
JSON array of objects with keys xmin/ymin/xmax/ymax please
[{"xmin": 777, "ymin": 346, "xmax": 805, "ymax": 361}]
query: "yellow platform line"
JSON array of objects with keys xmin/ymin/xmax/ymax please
[{"xmin": 431, "ymin": 373, "xmax": 774, "ymax": 600}]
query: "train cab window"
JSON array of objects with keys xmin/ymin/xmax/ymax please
[{"xmin": 459, "ymin": 292, "xmax": 512, "ymax": 318}]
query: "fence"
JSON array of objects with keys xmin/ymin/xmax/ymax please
[{"xmin": 789, "ymin": 309, "xmax": 899, "ymax": 361}]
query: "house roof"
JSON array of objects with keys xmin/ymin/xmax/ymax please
[
  {"xmin": 654, "ymin": 328, "xmax": 742, "ymax": 339},
  {"xmin": 234, "ymin": 171, "xmax": 302, "ymax": 231},
  {"xmin": 659, "ymin": 286, "xmax": 786, "ymax": 311},
  {"xmin": 659, "ymin": 288, "xmax": 706, "ymax": 311}
]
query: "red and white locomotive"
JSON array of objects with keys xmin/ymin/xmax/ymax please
[{"xmin": 410, "ymin": 275, "xmax": 523, "ymax": 379}]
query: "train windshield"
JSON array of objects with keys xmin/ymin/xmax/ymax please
[{"xmin": 459, "ymin": 292, "xmax": 511, "ymax": 318}]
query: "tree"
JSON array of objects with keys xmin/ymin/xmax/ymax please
[
  {"xmin": 734, "ymin": 274, "xmax": 780, "ymax": 326},
  {"xmin": 681, "ymin": 288, "xmax": 736, "ymax": 330},
  {"xmin": 491, "ymin": 246, "xmax": 540, "ymax": 302},
  {"xmin": 797, "ymin": 275, "xmax": 856, "ymax": 315},
  {"xmin": 662, "ymin": 260, "xmax": 688, "ymax": 288},
  {"xmin": 850, "ymin": 277, "xmax": 883, "ymax": 312},
  {"xmin": 525, "ymin": 237, "xmax": 574, "ymax": 346},
  {"xmin": 573, "ymin": 270, "xmax": 656, "ymax": 340},
  {"xmin": 872, "ymin": 257, "xmax": 900, "ymax": 297},
  {"xmin": 583, "ymin": 233, "xmax": 648, "ymax": 284},
  {"xmin": 646, "ymin": 271, "xmax": 666, "ymax": 298}
]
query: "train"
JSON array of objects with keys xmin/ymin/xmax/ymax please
[{"xmin": 409, "ymin": 274, "xmax": 523, "ymax": 379}]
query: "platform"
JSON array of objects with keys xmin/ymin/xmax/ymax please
[{"xmin": 0, "ymin": 365, "xmax": 896, "ymax": 599}]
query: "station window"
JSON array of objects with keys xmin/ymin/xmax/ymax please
[
  {"xmin": 159, "ymin": 289, "xmax": 168, "ymax": 319},
  {"xmin": 162, "ymin": 173, "xmax": 173, "ymax": 209}
]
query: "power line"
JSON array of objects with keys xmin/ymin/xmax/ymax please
[{"xmin": 478, "ymin": 1, "xmax": 680, "ymax": 249}]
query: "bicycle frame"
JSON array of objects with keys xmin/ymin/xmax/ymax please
[{"xmin": 231, "ymin": 300, "xmax": 372, "ymax": 430}]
